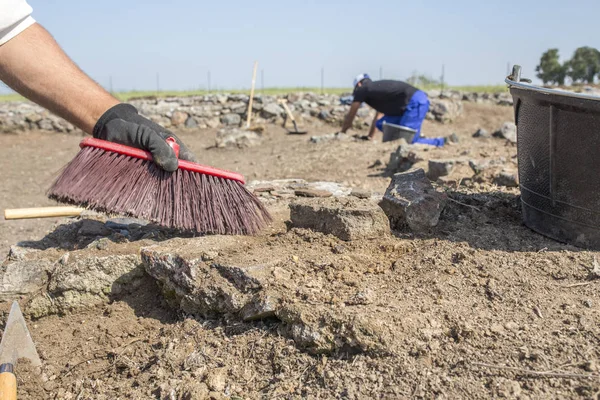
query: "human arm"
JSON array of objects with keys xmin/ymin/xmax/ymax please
[
  {"xmin": 0, "ymin": 23, "xmax": 118, "ymax": 133},
  {"xmin": 340, "ymin": 101, "xmax": 361, "ymax": 133},
  {"xmin": 367, "ymin": 112, "xmax": 383, "ymax": 139},
  {"xmin": 0, "ymin": 23, "xmax": 196, "ymax": 170}
]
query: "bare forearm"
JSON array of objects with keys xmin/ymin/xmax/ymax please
[
  {"xmin": 368, "ymin": 112, "xmax": 383, "ymax": 137},
  {"xmin": 341, "ymin": 113, "xmax": 353, "ymax": 133},
  {"xmin": 341, "ymin": 102, "xmax": 360, "ymax": 133},
  {"xmin": 0, "ymin": 24, "xmax": 119, "ymax": 134}
]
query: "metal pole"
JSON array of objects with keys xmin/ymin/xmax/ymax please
[
  {"xmin": 207, "ymin": 71, "xmax": 211, "ymax": 93},
  {"xmin": 441, "ymin": 64, "xmax": 445, "ymax": 94},
  {"xmin": 320, "ymin": 67, "xmax": 324, "ymax": 95}
]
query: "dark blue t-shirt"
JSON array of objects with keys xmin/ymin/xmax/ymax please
[{"xmin": 353, "ymin": 80, "xmax": 419, "ymax": 116}]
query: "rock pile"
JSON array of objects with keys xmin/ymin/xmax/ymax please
[{"xmin": 0, "ymin": 90, "xmax": 513, "ymax": 134}]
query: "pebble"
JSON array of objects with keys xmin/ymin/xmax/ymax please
[
  {"xmin": 205, "ymin": 368, "xmax": 227, "ymax": 392},
  {"xmin": 332, "ymin": 244, "xmax": 346, "ymax": 254},
  {"xmin": 294, "ymin": 188, "xmax": 333, "ymax": 198},
  {"xmin": 202, "ymin": 251, "xmax": 219, "ymax": 261},
  {"xmin": 253, "ymin": 184, "xmax": 275, "ymax": 193},
  {"xmin": 504, "ymin": 321, "xmax": 518, "ymax": 331},
  {"xmin": 473, "ymin": 128, "xmax": 490, "ymax": 138},
  {"xmin": 350, "ymin": 188, "xmax": 371, "ymax": 199}
]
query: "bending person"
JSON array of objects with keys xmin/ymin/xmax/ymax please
[{"xmin": 340, "ymin": 74, "xmax": 448, "ymax": 146}]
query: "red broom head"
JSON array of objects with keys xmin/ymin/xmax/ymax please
[{"xmin": 48, "ymin": 138, "xmax": 271, "ymax": 235}]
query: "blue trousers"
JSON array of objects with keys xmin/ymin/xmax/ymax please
[{"xmin": 375, "ymin": 90, "xmax": 445, "ymax": 147}]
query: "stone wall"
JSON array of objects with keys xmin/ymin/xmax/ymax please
[{"xmin": 0, "ymin": 90, "xmax": 513, "ymax": 134}]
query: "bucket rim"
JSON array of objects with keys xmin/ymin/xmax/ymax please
[
  {"xmin": 505, "ymin": 77, "xmax": 600, "ymax": 103},
  {"xmin": 381, "ymin": 122, "xmax": 417, "ymax": 133}
]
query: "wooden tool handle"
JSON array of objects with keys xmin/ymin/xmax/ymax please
[
  {"xmin": 0, "ymin": 365, "xmax": 17, "ymax": 400},
  {"xmin": 4, "ymin": 206, "xmax": 84, "ymax": 220},
  {"xmin": 246, "ymin": 61, "xmax": 259, "ymax": 128},
  {"xmin": 279, "ymin": 101, "xmax": 296, "ymax": 123}
]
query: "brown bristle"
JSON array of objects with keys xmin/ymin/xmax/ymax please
[{"xmin": 48, "ymin": 147, "xmax": 272, "ymax": 235}]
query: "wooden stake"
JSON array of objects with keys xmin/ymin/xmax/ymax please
[
  {"xmin": 4, "ymin": 206, "xmax": 85, "ymax": 220},
  {"xmin": 246, "ymin": 61, "xmax": 258, "ymax": 129}
]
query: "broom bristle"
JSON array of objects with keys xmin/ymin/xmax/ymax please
[{"xmin": 48, "ymin": 147, "xmax": 272, "ymax": 235}]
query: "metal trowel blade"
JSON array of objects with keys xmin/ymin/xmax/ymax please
[{"xmin": 0, "ymin": 301, "xmax": 41, "ymax": 367}]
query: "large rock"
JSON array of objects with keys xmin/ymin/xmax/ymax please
[
  {"xmin": 78, "ymin": 219, "xmax": 113, "ymax": 237},
  {"xmin": 289, "ymin": 197, "xmax": 389, "ymax": 241},
  {"xmin": 494, "ymin": 170, "xmax": 519, "ymax": 187},
  {"xmin": 494, "ymin": 122, "xmax": 517, "ymax": 143},
  {"xmin": 386, "ymin": 142, "xmax": 421, "ymax": 174},
  {"xmin": 428, "ymin": 159, "xmax": 456, "ymax": 180},
  {"xmin": 229, "ymin": 102, "xmax": 247, "ymax": 115},
  {"xmin": 220, "ymin": 113, "xmax": 241, "ymax": 126},
  {"xmin": 170, "ymin": 111, "xmax": 189, "ymax": 127},
  {"xmin": 191, "ymin": 106, "xmax": 216, "ymax": 118},
  {"xmin": 379, "ymin": 169, "xmax": 447, "ymax": 232},
  {"xmin": 215, "ymin": 128, "xmax": 261, "ymax": 148},
  {"xmin": 184, "ymin": 116, "xmax": 198, "ymax": 128},
  {"xmin": 141, "ymin": 237, "xmax": 396, "ymax": 355},
  {"xmin": 495, "ymin": 92, "xmax": 514, "ymax": 106},
  {"xmin": 473, "ymin": 128, "xmax": 491, "ymax": 138},
  {"xmin": 317, "ymin": 110, "xmax": 331, "ymax": 121},
  {"xmin": 428, "ymin": 98, "xmax": 463, "ymax": 123},
  {"xmin": 205, "ymin": 117, "xmax": 221, "ymax": 129},
  {"xmin": 0, "ymin": 260, "xmax": 52, "ymax": 301},
  {"xmin": 28, "ymin": 253, "xmax": 144, "ymax": 317},
  {"xmin": 261, "ymin": 103, "xmax": 284, "ymax": 118}
]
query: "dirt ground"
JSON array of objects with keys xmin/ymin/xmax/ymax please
[{"xmin": 2, "ymin": 102, "xmax": 600, "ymax": 399}]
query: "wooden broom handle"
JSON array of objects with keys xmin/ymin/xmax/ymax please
[
  {"xmin": 279, "ymin": 100, "xmax": 296, "ymax": 123},
  {"xmin": 246, "ymin": 61, "xmax": 258, "ymax": 128},
  {"xmin": 0, "ymin": 365, "xmax": 17, "ymax": 400},
  {"xmin": 4, "ymin": 206, "xmax": 85, "ymax": 220}
]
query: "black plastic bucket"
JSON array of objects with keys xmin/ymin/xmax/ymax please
[
  {"xmin": 382, "ymin": 122, "xmax": 416, "ymax": 143},
  {"xmin": 507, "ymin": 66, "xmax": 600, "ymax": 249}
]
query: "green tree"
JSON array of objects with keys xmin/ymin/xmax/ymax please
[
  {"xmin": 406, "ymin": 72, "xmax": 440, "ymax": 87},
  {"xmin": 566, "ymin": 46, "xmax": 600, "ymax": 84},
  {"xmin": 535, "ymin": 49, "xmax": 567, "ymax": 85}
]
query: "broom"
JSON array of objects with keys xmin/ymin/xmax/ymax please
[{"xmin": 47, "ymin": 137, "xmax": 271, "ymax": 235}]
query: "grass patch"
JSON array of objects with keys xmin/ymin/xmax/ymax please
[
  {"xmin": 112, "ymin": 87, "xmax": 351, "ymax": 101},
  {"xmin": 420, "ymin": 84, "xmax": 509, "ymax": 93},
  {"xmin": 0, "ymin": 93, "xmax": 25, "ymax": 102},
  {"xmin": 0, "ymin": 84, "xmax": 508, "ymax": 103}
]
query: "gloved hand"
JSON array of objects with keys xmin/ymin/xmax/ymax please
[
  {"xmin": 353, "ymin": 134, "xmax": 372, "ymax": 141},
  {"xmin": 93, "ymin": 103, "xmax": 197, "ymax": 172}
]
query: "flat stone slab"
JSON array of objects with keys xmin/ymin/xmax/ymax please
[
  {"xmin": 140, "ymin": 235, "xmax": 399, "ymax": 355},
  {"xmin": 289, "ymin": 197, "xmax": 390, "ymax": 241},
  {"xmin": 294, "ymin": 189, "xmax": 333, "ymax": 198}
]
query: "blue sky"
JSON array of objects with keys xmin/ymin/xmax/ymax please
[{"xmin": 3, "ymin": 0, "xmax": 599, "ymax": 92}]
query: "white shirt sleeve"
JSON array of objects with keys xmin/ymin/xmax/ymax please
[{"xmin": 0, "ymin": 0, "xmax": 35, "ymax": 45}]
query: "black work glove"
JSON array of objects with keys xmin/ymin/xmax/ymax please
[
  {"xmin": 353, "ymin": 134, "xmax": 372, "ymax": 141},
  {"xmin": 93, "ymin": 103, "xmax": 197, "ymax": 172}
]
